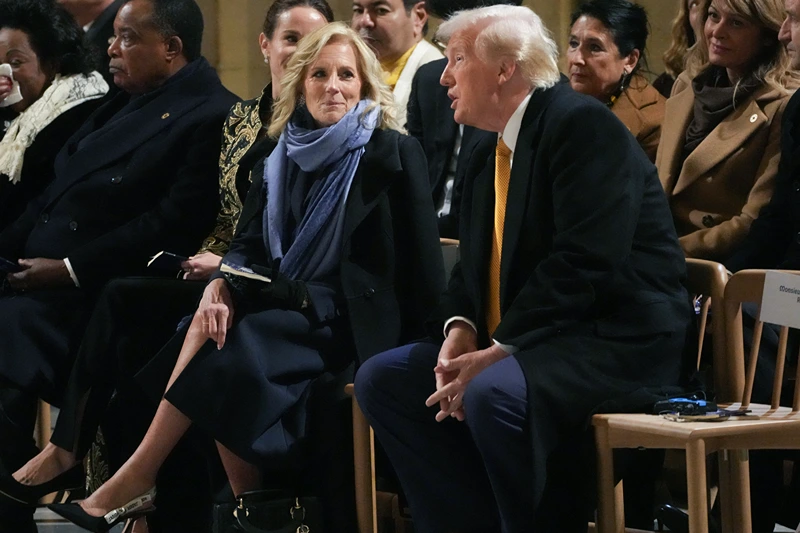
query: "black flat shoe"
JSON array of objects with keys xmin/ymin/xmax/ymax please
[
  {"xmin": 0, "ymin": 464, "xmax": 84, "ymax": 505},
  {"xmin": 48, "ymin": 487, "xmax": 156, "ymax": 533}
]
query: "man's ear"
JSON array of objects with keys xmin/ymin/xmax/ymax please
[
  {"xmin": 165, "ymin": 35, "xmax": 184, "ymax": 62},
  {"xmin": 411, "ymin": 1, "xmax": 428, "ymax": 37},
  {"xmin": 497, "ymin": 56, "xmax": 517, "ymax": 85}
]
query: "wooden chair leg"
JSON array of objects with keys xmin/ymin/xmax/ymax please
[
  {"xmin": 351, "ymin": 394, "xmax": 377, "ymax": 533},
  {"xmin": 728, "ymin": 450, "xmax": 752, "ymax": 533},
  {"xmin": 35, "ymin": 400, "xmax": 51, "ymax": 449},
  {"xmin": 717, "ymin": 451, "xmax": 734, "ymax": 533},
  {"xmin": 685, "ymin": 439, "xmax": 709, "ymax": 533},
  {"xmin": 595, "ymin": 424, "xmax": 621, "ymax": 533}
]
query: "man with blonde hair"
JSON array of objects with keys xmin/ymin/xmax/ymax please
[{"xmin": 355, "ymin": 5, "xmax": 692, "ymax": 531}]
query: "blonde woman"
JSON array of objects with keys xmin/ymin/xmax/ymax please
[
  {"xmin": 49, "ymin": 23, "xmax": 445, "ymax": 531},
  {"xmin": 656, "ymin": 0, "xmax": 800, "ymax": 261}
]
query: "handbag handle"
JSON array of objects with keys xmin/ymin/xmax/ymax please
[{"xmin": 234, "ymin": 497, "xmax": 310, "ymax": 533}]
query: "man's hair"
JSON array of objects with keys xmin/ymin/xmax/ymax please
[
  {"xmin": 436, "ymin": 5, "xmax": 560, "ymax": 90},
  {"xmin": 401, "ymin": 0, "xmax": 428, "ymax": 37},
  {"xmin": 426, "ymin": 0, "xmax": 521, "ymax": 20},
  {"xmin": 0, "ymin": 0, "xmax": 97, "ymax": 76},
  {"xmin": 141, "ymin": 0, "xmax": 205, "ymax": 62}
]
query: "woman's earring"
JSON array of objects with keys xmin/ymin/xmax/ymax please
[{"xmin": 264, "ymin": 56, "xmax": 270, "ymax": 65}]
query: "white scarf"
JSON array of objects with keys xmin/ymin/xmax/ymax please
[{"xmin": 0, "ymin": 72, "xmax": 108, "ymax": 184}]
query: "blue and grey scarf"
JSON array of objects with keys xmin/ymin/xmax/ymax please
[{"xmin": 263, "ymin": 99, "xmax": 380, "ymax": 281}]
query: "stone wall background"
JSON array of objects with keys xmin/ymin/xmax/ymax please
[{"xmin": 197, "ymin": 0, "xmax": 681, "ymax": 99}]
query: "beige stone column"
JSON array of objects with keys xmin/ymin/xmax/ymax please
[{"xmin": 211, "ymin": 0, "xmax": 273, "ymax": 98}]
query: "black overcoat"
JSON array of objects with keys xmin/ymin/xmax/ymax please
[
  {"xmin": 429, "ymin": 81, "xmax": 693, "ymax": 513},
  {"xmin": 0, "ymin": 58, "xmax": 239, "ymax": 401},
  {"xmin": 228, "ymin": 127, "xmax": 447, "ymax": 363}
]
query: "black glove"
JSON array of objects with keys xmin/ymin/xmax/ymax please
[{"xmin": 249, "ymin": 261, "xmax": 309, "ymax": 312}]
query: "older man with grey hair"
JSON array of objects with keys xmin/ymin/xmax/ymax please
[{"xmin": 355, "ymin": 5, "xmax": 692, "ymax": 532}]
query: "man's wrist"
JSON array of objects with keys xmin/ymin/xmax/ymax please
[{"xmin": 444, "ymin": 316, "xmax": 477, "ymax": 338}]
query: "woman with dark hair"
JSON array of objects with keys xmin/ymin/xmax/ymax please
[
  {"xmin": 657, "ymin": 0, "xmax": 799, "ymax": 260},
  {"xmin": 0, "ymin": 0, "xmax": 108, "ymax": 230},
  {"xmin": 0, "ymin": 1, "xmax": 333, "ymax": 531},
  {"xmin": 567, "ymin": 0, "xmax": 664, "ymax": 162},
  {"xmin": 653, "ymin": 0, "xmax": 704, "ymax": 97}
]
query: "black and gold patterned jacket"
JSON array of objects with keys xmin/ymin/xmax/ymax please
[{"xmin": 198, "ymin": 86, "xmax": 273, "ymax": 256}]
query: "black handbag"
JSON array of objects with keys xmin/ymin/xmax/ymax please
[{"xmin": 213, "ymin": 490, "xmax": 323, "ymax": 533}]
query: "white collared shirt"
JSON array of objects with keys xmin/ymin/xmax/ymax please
[{"xmin": 444, "ymin": 90, "xmax": 535, "ymax": 353}]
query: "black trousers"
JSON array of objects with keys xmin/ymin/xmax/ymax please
[{"xmin": 48, "ymin": 277, "xmax": 221, "ymax": 533}]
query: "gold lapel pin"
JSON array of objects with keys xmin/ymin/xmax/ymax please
[{"xmin": 162, "ymin": 113, "xmax": 170, "ymax": 120}]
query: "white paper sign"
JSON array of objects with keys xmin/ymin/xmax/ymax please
[{"xmin": 759, "ymin": 271, "xmax": 800, "ymax": 329}]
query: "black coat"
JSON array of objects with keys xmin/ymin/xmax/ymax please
[
  {"xmin": 726, "ymin": 89, "xmax": 800, "ymax": 272},
  {"xmin": 0, "ymin": 58, "xmax": 239, "ymax": 290},
  {"xmin": 0, "ymin": 58, "xmax": 239, "ymax": 401},
  {"xmin": 429, "ymin": 83, "xmax": 692, "ymax": 510},
  {"xmin": 0, "ymin": 99, "xmax": 104, "ymax": 231},
  {"xmin": 407, "ymin": 58, "xmax": 496, "ymax": 238},
  {"xmin": 227, "ymin": 127, "xmax": 446, "ymax": 364},
  {"xmin": 432, "ymin": 82, "xmax": 689, "ymax": 347}
]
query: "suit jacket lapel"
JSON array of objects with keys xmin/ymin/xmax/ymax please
[
  {"xmin": 498, "ymin": 88, "xmax": 551, "ymax": 310},
  {"xmin": 468, "ymin": 156, "xmax": 496, "ymax": 315},
  {"xmin": 657, "ymin": 87, "xmax": 694, "ymax": 194},
  {"xmin": 673, "ymin": 86, "xmax": 780, "ymax": 195}
]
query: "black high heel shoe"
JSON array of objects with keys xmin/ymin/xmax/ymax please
[
  {"xmin": 0, "ymin": 464, "xmax": 84, "ymax": 505},
  {"xmin": 48, "ymin": 487, "xmax": 156, "ymax": 532}
]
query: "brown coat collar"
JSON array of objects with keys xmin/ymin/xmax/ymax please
[{"xmin": 657, "ymin": 71, "xmax": 787, "ymax": 196}]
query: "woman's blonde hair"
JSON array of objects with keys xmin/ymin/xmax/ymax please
[
  {"xmin": 268, "ymin": 22, "xmax": 400, "ymax": 137},
  {"xmin": 685, "ymin": 0, "xmax": 800, "ymax": 92},
  {"xmin": 663, "ymin": 0, "xmax": 697, "ymax": 78}
]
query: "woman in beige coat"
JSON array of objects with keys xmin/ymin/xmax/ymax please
[
  {"xmin": 568, "ymin": 0, "xmax": 665, "ymax": 162},
  {"xmin": 656, "ymin": 0, "xmax": 799, "ymax": 261}
]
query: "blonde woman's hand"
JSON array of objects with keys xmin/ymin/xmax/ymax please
[{"xmin": 196, "ymin": 278, "xmax": 234, "ymax": 349}]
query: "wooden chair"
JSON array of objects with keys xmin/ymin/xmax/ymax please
[
  {"xmin": 345, "ymin": 238, "xmax": 460, "ymax": 533},
  {"xmin": 595, "ymin": 268, "xmax": 800, "ymax": 533}
]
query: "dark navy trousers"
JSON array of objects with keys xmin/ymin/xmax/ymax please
[{"xmin": 355, "ymin": 342, "xmax": 535, "ymax": 533}]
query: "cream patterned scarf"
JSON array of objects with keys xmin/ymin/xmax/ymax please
[{"xmin": 0, "ymin": 72, "xmax": 108, "ymax": 184}]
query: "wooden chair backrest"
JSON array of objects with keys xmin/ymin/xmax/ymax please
[
  {"xmin": 685, "ymin": 259, "xmax": 730, "ymax": 401},
  {"xmin": 723, "ymin": 270, "xmax": 800, "ymax": 410}
]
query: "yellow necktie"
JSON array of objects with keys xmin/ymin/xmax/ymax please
[{"xmin": 486, "ymin": 138, "xmax": 512, "ymax": 336}]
